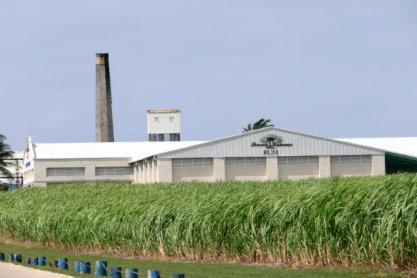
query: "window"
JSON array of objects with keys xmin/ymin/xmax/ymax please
[
  {"xmin": 169, "ymin": 117, "xmax": 174, "ymax": 122},
  {"xmin": 157, "ymin": 134, "xmax": 164, "ymax": 141},
  {"xmin": 330, "ymin": 155, "xmax": 371, "ymax": 165},
  {"xmin": 278, "ymin": 156, "xmax": 318, "ymax": 166},
  {"xmin": 170, "ymin": 133, "xmax": 180, "ymax": 141},
  {"xmin": 95, "ymin": 167, "xmax": 134, "ymax": 176},
  {"xmin": 46, "ymin": 167, "xmax": 85, "ymax": 177},
  {"xmin": 154, "ymin": 117, "xmax": 159, "ymax": 122},
  {"xmin": 225, "ymin": 157, "xmax": 266, "ymax": 167},
  {"xmin": 172, "ymin": 158, "xmax": 213, "ymax": 168}
]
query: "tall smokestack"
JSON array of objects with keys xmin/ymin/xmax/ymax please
[{"xmin": 95, "ymin": 53, "xmax": 114, "ymax": 142}]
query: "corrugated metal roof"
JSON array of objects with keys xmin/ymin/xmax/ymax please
[
  {"xmin": 32, "ymin": 141, "xmax": 205, "ymax": 161},
  {"xmin": 336, "ymin": 137, "xmax": 417, "ymax": 158},
  {"xmin": 29, "ymin": 132, "xmax": 417, "ymax": 162},
  {"xmin": 155, "ymin": 127, "xmax": 387, "ymax": 159}
]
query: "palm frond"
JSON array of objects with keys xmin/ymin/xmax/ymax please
[
  {"xmin": 243, "ymin": 118, "xmax": 274, "ymax": 132},
  {"xmin": 0, "ymin": 134, "xmax": 14, "ymax": 178},
  {"xmin": 0, "ymin": 166, "xmax": 13, "ymax": 178}
]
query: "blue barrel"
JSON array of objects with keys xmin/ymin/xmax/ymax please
[
  {"xmin": 95, "ymin": 260, "xmax": 107, "ymax": 276},
  {"xmin": 15, "ymin": 254, "xmax": 22, "ymax": 263},
  {"xmin": 171, "ymin": 274, "xmax": 185, "ymax": 278},
  {"xmin": 0, "ymin": 252, "xmax": 5, "ymax": 260},
  {"xmin": 126, "ymin": 268, "xmax": 138, "ymax": 278},
  {"xmin": 8, "ymin": 254, "xmax": 14, "ymax": 262},
  {"xmin": 81, "ymin": 262, "xmax": 91, "ymax": 274},
  {"xmin": 39, "ymin": 256, "xmax": 46, "ymax": 266},
  {"xmin": 74, "ymin": 261, "xmax": 81, "ymax": 272},
  {"xmin": 110, "ymin": 267, "xmax": 122, "ymax": 278},
  {"xmin": 58, "ymin": 258, "xmax": 68, "ymax": 270},
  {"xmin": 26, "ymin": 257, "xmax": 32, "ymax": 264},
  {"xmin": 148, "ymin": 270, "xmax": 160, "ymax": 278},
  {"xmin": 32, "ymin": 257, "xmax": 39, "ymax": 265}
]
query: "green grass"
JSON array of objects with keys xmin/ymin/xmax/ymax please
[
  {"xmin": 0, "ymin": 238, "xmax": 400, "ymax": 278},
  {"xmin": 0, "ymin": 174, "xmax": 416, "ymax": 268}
]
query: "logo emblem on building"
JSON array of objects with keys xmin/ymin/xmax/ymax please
[
  {"xmin": 251, "ymin": 134, "xmax": 293, "ymax": 155},
  {"xmin": 260, "ymin": 134, "xmax": 283, "ymax": 148}
]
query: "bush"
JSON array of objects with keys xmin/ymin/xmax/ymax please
[{"xmin": 0, "ymin": 183, "xmax": 8, "ymax": 191}]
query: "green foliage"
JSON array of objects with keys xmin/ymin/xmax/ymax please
[
  {"xmin": 0, "ymin": 134, "xmax": 14, "ymax": 178},
  {"xmin": 0, "ymin": 174, "xmax": 416, "ymax": 268},
  {"xmin": 242, "ymin": 118, "xmax": 274, "ymax": 132},
  {"xmin": 0, "ymin": 183, "xmax": 8, "ymax": 191}
]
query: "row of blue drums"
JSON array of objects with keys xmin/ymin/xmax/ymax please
[
  {"xmin": 0, "ymin": 252, "xmax": 185, "ymax": 278},
  {"xmin": 1, "ymin": 252, "xmax": 58, "ymax": 268},
  {"xmin": 75, "ymin": 260, "xmax": 183, "ymax": 278}
]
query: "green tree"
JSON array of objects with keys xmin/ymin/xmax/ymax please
[
  {"xmin": 0, "ymin": 134, "xmax": 14, "ymax": 178},
  {"xmin": 242, "ymin": 118, "xmax": 274, "ymax": 132}
]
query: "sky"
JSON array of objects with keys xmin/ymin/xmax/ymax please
[{"xmin": 1, "ymin": 1, "xmax": 416, "ymax": 150}]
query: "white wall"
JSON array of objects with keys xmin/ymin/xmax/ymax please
[
  {"xmin": 225, "ymin": 166, "xmax": 266, "ymax": 181},
  {"xmin": 172, "ymin": 167, "xmax": 213, "ymax": 182},
  {"xmin": 331, "ymin": 163, "xmax": 372, "ymax": 177},
  {"xmin": 278, "ymin": 165, "xmax": 319, "ymax": 180},
  {"xmin": 372, "ymin": 155, "xmax": 385, "ymax": 176},
  {"xmin": 147, "ymin": 111, "xmax": 181, "ymax": 134},
  {"xmin": 157, "ymin": 159, "xmax": 173, "ymax": 183},
  {"xmin": 33, "ymin": 158, "xmax": 133, "ymax": 186}
]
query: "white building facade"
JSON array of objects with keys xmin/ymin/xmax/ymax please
[
  {"xmin": 22, "ymin": 127, "xmax": 417, "ymax": 187},
  {"xmin": 147, "ymin": 109, "xmax": 181, "ymax": 141},
  {"xmin": 132, "ymin": 127, "xmax": 387, "ymax": 184}
]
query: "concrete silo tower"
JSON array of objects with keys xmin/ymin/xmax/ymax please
[{"xmin": 95, "ymin": 53, "xmax": 114, "ymax": 142}]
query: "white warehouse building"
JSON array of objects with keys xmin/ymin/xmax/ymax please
[
  {"xmin": 22, "ymin": 126, "xmax": 417, "ymax": 187},
  {"xmin": 22, "ymin": 54, "xmax": 417, "ymax": 186}
]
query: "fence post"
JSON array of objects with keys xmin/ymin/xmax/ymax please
[
  {"xmin": 110, "ymin": 266, "xmax": 122, "ymax": 278},
  {"xmin": 95, "ymin": 260, "xmax": 108, "ymax": 276},
  {"xmin": 15, "ymin": 254, "xmax": 22, "ymax": 263},
  {"xmin": 58, "ymin": 258, "xmax": 68, "ymax": 270},
  {"xmin": 126, "ymin": 268, "xmax": 138, "ymax": 278},
  {"xmin": 171, "ymin": 274, "xmax": 185, "ymax": 278},
  {"xmin": 39, "ymin": 256, "xmax": 46, "ymax": 266},
  {"xmin": 148, "ymin": 270, "xmax": 160, "ymax": 278},
  {"xmin": 81, "ymin": 261, "xmax": 91, "ymax": 274},
  {"xmin": 74, "ymin": 261, "xmax": 81, "ymax": 273}
]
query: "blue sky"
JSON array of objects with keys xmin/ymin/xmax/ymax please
[{"xmin": 1, "ymin": 1, "xmax": 416, "ymax": 150}]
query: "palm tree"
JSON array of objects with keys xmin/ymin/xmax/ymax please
[
  {"xmin": 242, "ymin": 118, "xmax": 274, "ymax": 132},
  {"xmin": 0, "ymin": 134, "xmax": 14, "ymax": 178}
]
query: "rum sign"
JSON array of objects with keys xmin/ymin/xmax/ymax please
[
  {"xmin": 251, "ymin": 134, "xmax": 293, "ymax": 156},
  {"xmin": 263, "ymin": 149, "xmax": 279, "ymax": 155}
]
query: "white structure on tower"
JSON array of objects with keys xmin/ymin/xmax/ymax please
[{"xmin": 147, "ymin": 109, "xmax": 181, "ymax": 141}]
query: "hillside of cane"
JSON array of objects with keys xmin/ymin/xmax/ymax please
[{"xmin": 0, "ymin": 174, "xmax": 416, "ymax": 268}]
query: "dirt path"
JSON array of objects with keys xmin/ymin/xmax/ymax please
[{"xmin": 0, "ymin": 262, "xmax": 73, "ymax": 278}]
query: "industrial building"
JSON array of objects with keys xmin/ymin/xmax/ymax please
[
  {"xmin": 22, "ymin": 124, "xmax": 417, "ymax": 186},
  {"xmin": 20, "ymin": 53, "xmax": 417, "ymax": 186}
]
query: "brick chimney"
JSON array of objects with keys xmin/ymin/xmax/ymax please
[{"xmin": 95, "ymin": 53, "xmax": 114, "ymax": 142}]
